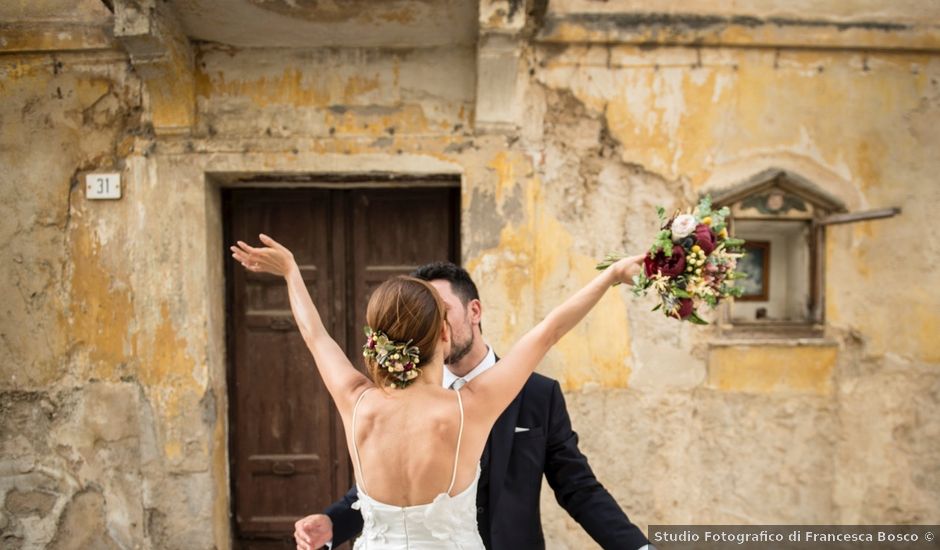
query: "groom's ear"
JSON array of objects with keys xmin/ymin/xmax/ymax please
[{"xmin": 467, "ymin": 299, "xmax": 482, "ymax": 327}]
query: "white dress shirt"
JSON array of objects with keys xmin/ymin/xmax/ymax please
[{"xmin": 443, "ymin": 345, "xmax": 496, "ymax": 389}]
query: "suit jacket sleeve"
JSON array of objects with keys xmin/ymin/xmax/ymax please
[
  {"xmin": 543, "ymin": 380, "xmax": 650, "ymax": 550},
  {"xmin": 324, "ymin": 486, "xmax": 363, "ymax": 546}
]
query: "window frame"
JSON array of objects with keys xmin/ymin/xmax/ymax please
[
  {"xmin": 706, "ymin": 169, "xmax": 900, "ymax": 341},
  {"xmin": 708, "ymin": 169, "xmax": 846, "ymax": 339}
]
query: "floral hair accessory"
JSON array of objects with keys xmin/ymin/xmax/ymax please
[
  {"xmin": 596, "ymin": 194, "xmax": 747, "ymax": 324},
  {"xmin": 362, "ymin": 326, "xmax": 422, "ymax": 389}
]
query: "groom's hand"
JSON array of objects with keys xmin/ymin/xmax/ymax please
[{"xmin": 294, "ymin": 514, "xmax": 332, "ymax": 550}]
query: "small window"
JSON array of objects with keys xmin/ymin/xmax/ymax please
[{"xmin": 708, "ymin": 169, "xmax": 899, "ymax": 339}]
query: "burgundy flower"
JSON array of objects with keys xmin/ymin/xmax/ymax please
[
  {"xmin": 694, "ymin": 224, "xmax": 717, "ymax": 254},
  {"xmin": 675, "ymin": 298, "xmax": 694, "ymax": 319},
  {"xmin": 644, "ymin": 245, "xmax": 687, "ymax": 278}
]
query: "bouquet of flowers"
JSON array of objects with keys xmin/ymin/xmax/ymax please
[{"xmin": 597, "ymin": 195, "xmax": 747, "ymax": 324}]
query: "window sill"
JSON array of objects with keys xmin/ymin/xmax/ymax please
[
  {"xmin": 711, "ymin": 321, "xmax": 835, "ymax": 346},
  {"xmin": 708, "ymin": 336, "xmax": 838, "ymax": 347}
]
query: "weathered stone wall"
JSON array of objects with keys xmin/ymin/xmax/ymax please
[
  {"xmin": 2, "ymin": 1, "xmax": 939, "ymax": 548},
  {"xmin": 0, "ymin": 45, "xmax": 229, "ymax": 549},
  {"xmin": 522, "ymin": 42, "xmax": 940, "ymax": 545}
]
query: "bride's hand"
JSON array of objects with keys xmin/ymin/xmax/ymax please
[
  {"xmin": 231, "ymin": 234, "xmax": 296, "ymax": 277},
  {"xmin": 609, "ymin": 254, "xmax": 645, "ymax": 285}
]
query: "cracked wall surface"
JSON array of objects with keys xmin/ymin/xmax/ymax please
[
  {"xmin": 0, "ymin": 45, "xmax": 220, "ymax": 550},
  {"xmin": 525, "ymin": 41, "xmax": 940, "ymax": 545},
  {"xmin": 2, "ymin": 1, "xmax": 940, "ymax": 548}
]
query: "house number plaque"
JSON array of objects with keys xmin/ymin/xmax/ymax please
[{"xmin": 85, "ymin": 173, "xmax": 121, "ymax": 200}]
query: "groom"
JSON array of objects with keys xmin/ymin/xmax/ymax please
[{"xmin": 295, "ymin": 262, "xmax": 652, "ymax": 550}]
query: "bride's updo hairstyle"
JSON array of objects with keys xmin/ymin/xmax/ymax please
[{"xmin": 364, "ymin": 276, "xmax": 446, "ymax": 389}]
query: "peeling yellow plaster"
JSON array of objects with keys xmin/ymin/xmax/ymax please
[
  {"xmin": 140, "ymin": 303, "xmax": 203, "ymax": 461},
  {"xmin": 554, "ymin": 47, "xmax": 934, "ymax": 190},
  {"xmin": 0, "ymin": 24, "xmax": 117, "ymax": 54},
  {"xmin": 474, "ymin": 219, "xmax": 635, "ymax": 391},
  {"xmin": 196, "ymin": 68, "xmax": 382, "ymax": 109},
  {"xmin": 534, "ymin": 220, "xmax": 631, "ymax": 390},
  {"xmin": 143, "ymin": 63, "xmax": 195, "ymax": 132},
  {"xmin": 0, "ymin": 58, "xmax": 43, "ymax": 86},
  {"xmin": 487, "ymin": 151, "xmax": 522, "ymax": 207},
  {"xmin": 196, "ymin": 68, "xmax": 322, "ymax": 108},
  {"xmin": 561, "ymin": 52, "xmax": 938, "ymax": 367},
  {"xmin": 468, "ymin": 151, "xmax": 540, "ymax": 312},
  {"xmin": 343, "ymin": 75, "xmax": 381, "ymax": 102},
  {"xmin": 469, "ymin": 152, "xmax": 633, "ymax": 390},
  {"xmin": 127, "ymin": 23, "xmax": 197, "ymax": 134},
  {"xmin": 489, "ymin": 224, "xmax": 533, "ymax": 315},
  {"xmin": 139, "ymin": 303, "xmax": 198, "ymax": 387},
  {"xmin": 324, "ymin": 103, "xmax": 434, "ymax": 135},
  {"xmin": 67, "ymin": 225, "xmax": 135, "ymax": 381},
  {"xmin": 707, "ymin": 345, "xmax": 838, "ymax": 395}
]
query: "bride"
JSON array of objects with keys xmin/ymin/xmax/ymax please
[{"xmin": 232, "ymin": 234, "xmax": 643, "ymax": 549}]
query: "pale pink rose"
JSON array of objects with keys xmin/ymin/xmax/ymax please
[{"xmin": 670, "ymin": 214, "xmax": 698, "ymax": 241}]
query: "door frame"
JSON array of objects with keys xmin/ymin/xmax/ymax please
[{"xmin": 216, "ymin": 174, "xmax": 461, "ymax": 548}]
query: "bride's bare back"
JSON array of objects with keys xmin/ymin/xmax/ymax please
[{"xmin": 350, "ymin": 385, "xmax": 484, "ymax": 506}]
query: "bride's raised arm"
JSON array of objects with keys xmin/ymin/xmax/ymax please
[
  {"xmin": 463, "ymin": 255, "xmax": 644, "ymax": 425},
  {"xmin": 232, "ymin": 234, "xmax": 372, "ymax": 417}
]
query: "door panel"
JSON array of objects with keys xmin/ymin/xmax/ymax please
[
  {"xmin": 229, "ymin": 189, "xmax": 338, "ymax": 542},
  {"xmin": 350, "ymin": 188, "xmax": 460, "ymax": 356},
  {"xmin": 226, "ymin": 186, "xmax": 458, "ymax": 548}
]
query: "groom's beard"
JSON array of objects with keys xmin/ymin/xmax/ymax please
[{"xmin": 445, "ymin": 323, "xmax": 474, "ymax": 365}]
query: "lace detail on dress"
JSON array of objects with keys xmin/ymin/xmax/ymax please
[
  {"xmin": 351, "ymin": 497, "xmax": 389, "ymax": 544},
  {"xmin": 422, "ymin": 465, "xmax": 481, "ymax": 541}
]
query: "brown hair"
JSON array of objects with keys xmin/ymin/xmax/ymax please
[{"xmin": 364, "ymin": 276, "xmax": 446, "ymax": 388}]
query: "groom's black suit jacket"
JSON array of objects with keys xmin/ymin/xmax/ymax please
[{"xmin": 325, "ymin": 372, "xmax": 650, "ymax": 549}]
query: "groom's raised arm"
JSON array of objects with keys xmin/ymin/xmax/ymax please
[{"xmin": 543, "ymin": 380, "xmax": 651, "ymax": 550}]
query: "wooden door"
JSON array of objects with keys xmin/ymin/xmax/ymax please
[
  {"xmin": 349, "ymin": 188, "xmax": 461, "ymax": 355},
  {"xmin": 225, "ymin": 186, "xmax": 459, "ymax": 549}
]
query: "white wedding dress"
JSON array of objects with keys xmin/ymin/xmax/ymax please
[{"xmin": 349, "ymin": 388, "xmax": 485, "ymax": 549}]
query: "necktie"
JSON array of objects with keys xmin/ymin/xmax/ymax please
[{"xmin": 451, "ymin": 378, "xmax": 466, "ymax": 390}]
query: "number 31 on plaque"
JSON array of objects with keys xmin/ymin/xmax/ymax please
[{"xmin": 85, "ymin": 173, "xmax": 121, "ymax": 200}]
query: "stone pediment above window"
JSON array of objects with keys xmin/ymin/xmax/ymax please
[{"xmin": 710, "ymin": 168, "xmax": 847, "ymax": 221}]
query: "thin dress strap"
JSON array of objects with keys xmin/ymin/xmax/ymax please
[
  {"xmin": 351, "ymin": 387, "xmax": 374, "ymax": 494},
  {"xmin": 447, "ymin": 388, "xmax": 465, "ymax": 495}
]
